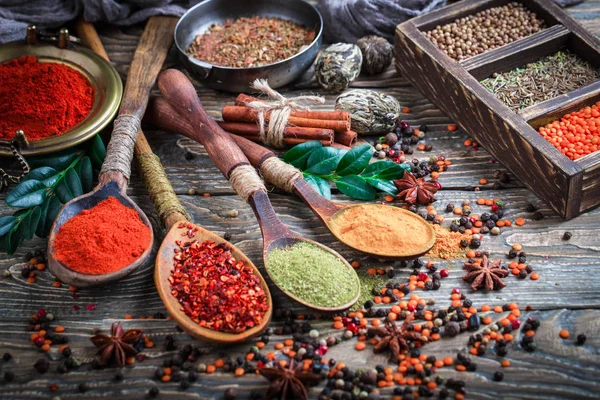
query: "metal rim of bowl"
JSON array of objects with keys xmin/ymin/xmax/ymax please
[
  {"xmin": 174, "ymin": 0, "xmax": 323, "ymax": 73},
  {"xmin": 0, "ymin": 41, "xmax": 122, "ymax": 157}
]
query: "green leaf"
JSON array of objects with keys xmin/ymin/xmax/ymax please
[
  {"xmin": 365, "ymin": 177, "xmax": 399, "ymax": 196},
  {"xmin": 305, "ymin": 147, "xmax": 346, "ymax": 175},
  {"xmin": 18, "ymin": 207, "xmax": 41, "ymax": 241},
  {"xmin": 303, "ymin": 174, "xmax": 331, "ymax": 199},
  {"xmin": 0, "ymin": 216, "xmax": 17, "ymax": 236},
  {"xmin": 65, "ymin": 168, "xmax": 83, "ymax": 198},
  {"xmin": 55, "ymin": 180, "xmax": 75, "ymax": 204},
  {"xmin": 362, "ymin": 161, "xmax": 410, "ymax": 180},
  {"xmin": 6, "ymin": 180, "xmax": 47, "ymax": 208},
  {"xmin": 88, "ymin": 135, "xmax": 107, "ymax": 170},
  {"xmin": 36, "ymin": 196, "xmax": 62, "ymax": 238},
  {"xmin": 78, "ymin": 157, "xmax": 93, "ymax": 193},
  {"xmin": 336, "ymin": 175, "xmax": 377, "ymax": 200},
  {"xmin": 4, "ymin": 227, "xmax": 23, "ymax": 255},
  {"xmin": 22, "ymin": 167, "xmax": 57, "ymax": 183},
  {"xmin": 336, "ymin": 144, "xmax": 373, "ymax": 176},
  {"xmin": 28, "ymin": 150, "xmax": 80, "ymax": 170},
  {"xmin": 283, "ymin": 141, "xmax": 323, "ymax": 170}
]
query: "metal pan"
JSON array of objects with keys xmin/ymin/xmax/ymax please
[{"xmin": 174, "ymin": 0, "xmax": 323, "ymax": 92}]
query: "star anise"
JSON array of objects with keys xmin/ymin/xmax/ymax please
[
  {"xmin": 259, "ymin": 359, "xmax": 320, "ymax": 400},
  {"xmin": 393, "ymin": 171, "xmax": 438, "ymax": 205},
  {"xmin": 463, "ymin": 255, "xmax": 509, "ymax": 291},
  {"xmin": 368, "ymin": 314, "xmax": 428, "ymax": 362},
  {"xmin": 90, "ymin": 322, "xmax": 143, "ymax": 367}
]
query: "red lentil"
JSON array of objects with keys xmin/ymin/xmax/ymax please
[{"xmin": 538, "ymin": 101, "xmax": 600, "ymax": 160}]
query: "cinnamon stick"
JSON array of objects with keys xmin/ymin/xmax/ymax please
[
  {"xmin": 216, "ymin": 121, "xmax": 334, "ymax": 145},
  {"xmin": 334, "ymin": 130, "xmax": 358, "ymax": 147},
  {"xmin": 223, "ymin": 134, "xmax": 331, "ymax": 147},
  {"xmin": 222, "ymin": 106, "xmax": 350, "ymax": 132},
  {"xmin": 236, "ymin": 93, "xmax": 351, "ymax": 122}
]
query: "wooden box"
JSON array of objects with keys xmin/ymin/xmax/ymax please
[{"xmin": 395, "ymin": 0, "xmax": 600, "ymax": 219}]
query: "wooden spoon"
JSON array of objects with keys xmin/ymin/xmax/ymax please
[
  {"xmin": 148, "ymin": 98, "xmax": 435, "ymax": 260},
  {"xmin": 155, "ymin": 69, "xmax": 359, "ymax": 312},
  {"xmin": 47, "ymin": 17, "xmax": 177, "ymax": 288},
  {"xmin": 75, "ymin": 20, "xmax": 271, "ymax": 343}
]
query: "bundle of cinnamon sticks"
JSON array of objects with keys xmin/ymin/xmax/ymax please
[{"xmin": 217, "ymin": 93, "xmax": 358, "ymax": 148}]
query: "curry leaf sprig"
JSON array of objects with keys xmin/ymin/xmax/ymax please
[
  {"xmin": 282, "ymin": 141, "xmax": 411, "ymax": 200},
  {"xmin": 0, "ymin": 135, "xmax": 106, "ymax": 254}
]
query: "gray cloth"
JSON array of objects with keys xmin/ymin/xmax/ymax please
[
  {"xmin": 317, "ymin": 0, "xmax": 447, "ymax": 43},
  {"xmin": 317, "ymin": 0, "xmax": 585, "ymax": 43},
  {"xmin": 0, "ymin": 0, "xmax": 198, "ymax": 44}
]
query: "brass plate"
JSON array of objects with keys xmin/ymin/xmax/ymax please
[{"xmin": 0, "ymin": 41, "xmax": 122, "ymax": 156}]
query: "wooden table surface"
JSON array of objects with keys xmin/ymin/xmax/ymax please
[{"xmin": 1, "ymin": 2, "xmax": 600, "ymax": 399}]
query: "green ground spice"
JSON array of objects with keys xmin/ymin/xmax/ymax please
[
  {"xmin": 350, "ymin": 270, "xmax": 385, "ymax": 312},
  {"xmin": 265, "ymin": 242, "xmax": 358, "ymax": 308}
]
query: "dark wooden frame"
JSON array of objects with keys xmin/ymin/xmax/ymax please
[{"xmin": 395, "ymin": 0, "xmax": 600, "ymax": 219}]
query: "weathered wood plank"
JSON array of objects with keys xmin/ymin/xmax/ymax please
[{"xmin": 1, "ymin": 2, "xmax": 599, "ymax": 398}]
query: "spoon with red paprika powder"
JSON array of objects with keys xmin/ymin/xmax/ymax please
[
  {"xmin": 47, "ymin": 17, "xmax": 178, "ymax": 288},
  {"xmin": 155, "ymin": 69, "xmax": 359, "ymax": 312}
]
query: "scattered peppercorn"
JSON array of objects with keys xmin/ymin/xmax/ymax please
[
  {"xmin": 563, "ymin": 232, "xmax": 572, "ymax": 240},
  {"xmin": 575, "ymin": 334, "xmax": 587, "ymax": 345}
]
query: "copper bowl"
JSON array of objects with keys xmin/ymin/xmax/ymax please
[{"xmin": 0, "ymin": 33, "xmax": 122, "ymax": 156}]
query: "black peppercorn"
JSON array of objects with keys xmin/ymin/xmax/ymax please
[
  {"xmin": 493, "ymin": 371, "xmax": 504, "ymax": 381},
  {"xmin": 3, "ymin": 371, "xmax": 14, "ymax": 382},
  {"xmin": 460, "ymin": 239, "xmax": 469, "ymax": 248},
  {"xmin": 532, "ymin": 211, "xmax": 544, "ymax": 221},
  {"xmin": 2, "ymin": 352, "xmax": 12, "ymax": 362},
  {"xmin": 508, "ymin": 249, "xmax": 517, "ymax": 258},
  {"xmin": 34, "ymin": 358, "xmax": 49, "ymax": 374},
  {"xmin": 469, "ymin": 238, "xmax": 481, "ymax": 249},
  {"xmin": 62, "ymin": 347, "xmax": 72, "ymax": 358},
  {"xmin": 496, "ymin": 346, "xmax": 508, "ymax": 357},
  {"xmin": 526, "ymin": 203, "xmax": 537, "ymax": 212},
  {"xmin": 149, "ymin": 387, "xmax": 160, "ymax": 398},
  {"xmin": 575, "ymin": 334, "xmax": 587, "ymax": 345},
  {"xmin": 562, "ymin": 231, "xmax": 572, "ymax": 240}
]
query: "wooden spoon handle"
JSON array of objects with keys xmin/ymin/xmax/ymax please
[
  {"xmin": 75, "ymin": 19, "xmax": 187, "ymax": 230},
  {"xmin": 157, "ymin": 69, "xmax": 249, "ymax": 178},
  {"xmin": 99, "ymin": 16, "xmax": 178, "ymax": 189}
]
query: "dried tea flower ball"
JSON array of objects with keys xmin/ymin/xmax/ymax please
[
  {"xmin": 335, "ymin": 89, "xmax": 401, "ymax": 134},
  {"xmin": 357, "ymin": 35, "xmax": 393, "ymax": 75},
  {"xmin": 316, "ymin": 43, "xmax": 362, "ymax": 92}
]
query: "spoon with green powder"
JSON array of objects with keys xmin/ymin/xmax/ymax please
[{"xmin": 155, "ymin": 69, "xmax": 359, "ymax": 311}]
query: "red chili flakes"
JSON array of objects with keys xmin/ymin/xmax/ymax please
[{"xmin": 169, "ymin": 227, "xmax": 268, "ymax": 333}]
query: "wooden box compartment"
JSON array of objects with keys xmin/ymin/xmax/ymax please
[{"xmin": 395, "ymin": 0, "xmax": 600, "ymax": 219}]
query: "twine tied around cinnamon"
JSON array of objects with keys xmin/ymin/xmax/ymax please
[{"xmin": 246, "ymin": 79, "xmax": 325, "ymax": 148}]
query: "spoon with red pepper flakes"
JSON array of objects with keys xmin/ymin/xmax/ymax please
[
  {"xmin": 155, "ymin": 69, "xmax": 359, "ymax": 312},
  {"xmin": 74, "ymin": 19, "xmax": 272, "ymax": 344}
]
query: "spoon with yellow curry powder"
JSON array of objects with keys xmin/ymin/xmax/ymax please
[
  {"xmin": 73, "ymin": 19, "xmax": 272, "ymax": 344},
  {"xmin": 153, "ymin": 69, "xmax": 360, "ymax": 312},
  {"xmin": 149, "ymin": 97, "xmax": 435, "ymax": 260}
]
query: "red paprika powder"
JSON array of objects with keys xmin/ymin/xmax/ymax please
[
  {"xmin": 53, "ymin": 197, "xmax": 152, "ymax": 275},
  {"xmin": 0, "ymin": 55, "xmax": 94, "ymax": 141}
]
